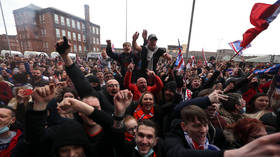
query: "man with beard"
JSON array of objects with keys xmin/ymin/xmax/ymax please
[
  {"xmin": 86, "ymin": 75, "xmax": 101, "ymax": 91},
  {"xmin": 124, "ymin": 63, "xmax": 163, "ymax": 101},
  {"xmin": 56, "ymin": 38, "xmax": 120, "ymax": 115},
  {"xmin": 98, "ymin": 79, "xmax": 121, "ymax": 114},
  {"xmin": 29, "ymin": 68, "xmax": 49, "ymax": 88},
  {"xmin": 159, "ymin": 81, "xmax": 182, "ymax": 134}
]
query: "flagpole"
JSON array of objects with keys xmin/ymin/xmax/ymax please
[
  {"xmin": 230, "ymin": 48, "xmax": 243, "ymax": 61},
  {"xmin": 0, "ymin": 0, "xmax": 11, "ymax": 55},
  {"xmin": 186, "ymin": 0, "xmax": 196, "ymax": 59},
  {"xmin": 125, "ymin": 0, "xmax": 128, "ymax": 42}
]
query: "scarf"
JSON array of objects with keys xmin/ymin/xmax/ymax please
[
  {"xmin": 124, "ymin": 132, "xmax": 134, "ymax": 142},
  {"xmin": 133, "ymin": 104, "xmax": 154, "ymax": 121},
  {"xmin": 184, "ymin": 132, "xmax": 220, "ymax": 151},
  {"xmin": 145, "ymin": 45, "xmax": 158, "ymax": 71}
]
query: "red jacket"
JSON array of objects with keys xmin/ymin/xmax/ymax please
[
  {"xmin": 0, "ymin": 130, "xmax": 22, "ymax": 157},
  {"xmin": 124, "ymin": 71, "xmax": 164, "ymax": 101}
]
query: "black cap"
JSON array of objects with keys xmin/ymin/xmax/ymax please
[
  {"xmin": 165, "ymin": 81, "xmax": 177, "ymax": 93},
  {"xmin": 148, "ymin": 34, "xmax": 158, "ymax": 41},
  {"xmin": 209, "ymin": 56, "xmax": 216, "ymax": 61},
  {"xmin": 86, "ymin": 75, "xmax": 99, "ymax": 83}
]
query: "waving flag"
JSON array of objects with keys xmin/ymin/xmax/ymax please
[
  {"xmin": 229, "ymin": 40, "xmax": 251, "ymax": 56},
  {"xmin": 191, "ymin": 56, "xmax": 196, "ymax": 67},
  {"xmin": 202, "ymin": 48, "xmax": 208, "ymax": 65},
  {"xmin": 253, "ymin": 64, "xmax": 280, "ymax": 74},
  {"xmin": 112, "ymin": 43, "xmax": 115, "ymax": 52},
  {"xmin": 175, "ymin": 39, "xmax": 185, "ymax": 71},
  {"xmin": 240, "ymin": 0, "xmax": 280, "ymax": 48}
]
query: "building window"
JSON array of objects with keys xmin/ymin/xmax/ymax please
[
  {"xmin": 84, "ymin": 46, "xmax": 87, "ymax": 51},
  {"xmin": 79, "ymin": 45, "xmax": 82, "ymax": 52},
  {"xmin": 41, "ymin": 29, "xmax": 46, "ymax": 37},
  {"xmin": 68, "ymin": 31, "xmax": 71, "ymax": 40},
  {"xmin": 46, "ymin": 42, "xmax": 48, "ymax": 48},
  {"xmin": 93, "ymin": 37, "xmax": 95, "ymax": 44},
  {"xmin": 56, "ymin": 28, "xmax": 60, "ymax": 38},
  {"xmin": 92, "ymin": 26, "xmax": 95, "ymax": 34},
  {"xmin": 77, "ymin": 21, "xmax": 80, "ymax": 30},
  {"xmin": 95, "ymin": 38, "xmax": 99, "ymax": 44},
  {"xmin": 82, "ymin": 23, "xmax": 85, "ymax": 31},
  {"xmin": 94, "ymin": 47, "xmax": 96, "ymax": 52},
  {"xmin": 61, "ymin": 16, "xmax": 65, "ymax": 26},
  {"xmin": 41, "ymin": 29, "xmax": 44, "ymax": 36},
  {"xmin": 54, "ymin": 14, "xmax": 59, "ymax": 24},
  {"xmin": 66, "ymin": 18, "xmax": 70, "ymax": 27},
  {"xmin": 62, "ymin": 30, "xmax": 66, "ymax": 37},
  {"xmin": 78, "ymin": 34, "xmax": 81, "ymax": 41},
  {"xmin": 40, "ymin": 15, "xmax": 45, "ymax": 24},
  {"xmin": 72, "ymin": 32, "xmax": 76, "ymax": 40},
  {"xmin": 72, "ymin": 20, "xmax": 76, "ymax": 29},
  {"xmin": 83, "ymin": 34, "xmax": 86, "ymax": 42},
  {"xmin": 73, "ymin": 44, "xmax": 77, "ymax": 52},
  {"xmin": 28, "ymin": 41, "xmax": 31, "ymax": 49},
  {"xmin": 95, "ymin": 27, "xmax": 99, "ymax": 35}
]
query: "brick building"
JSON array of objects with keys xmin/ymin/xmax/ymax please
[
  {"xmin": 13, "ymin": 4, "xmax": 100, "ymax": 55},
  {"xmin": 0, "ymin": 34, "xmax": 20, "ymax": 51}
]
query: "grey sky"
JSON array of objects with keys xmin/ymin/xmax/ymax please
[{"xmin": 0, "ymin": 0, "xmax": 279, "ymax": 55}]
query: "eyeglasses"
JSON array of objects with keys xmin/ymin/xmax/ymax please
[{"xmin": 107, "ymin": 84, "xmax": 119, "ymax": 88}]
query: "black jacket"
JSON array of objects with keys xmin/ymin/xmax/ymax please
[{"xmin": 164, "ymin": 120, "xmax": 224, "ymax": 157}]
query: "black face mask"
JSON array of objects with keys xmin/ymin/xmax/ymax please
[{"xmin": 251, "ymin": 82, "xmax": 259, "ymax": 88}]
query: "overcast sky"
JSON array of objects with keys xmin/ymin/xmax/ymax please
[{"xmin": 0, "ymin": 0, "xmax": 279, "ymax": 55}]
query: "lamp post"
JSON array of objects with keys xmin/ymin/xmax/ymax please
[
  {"xmin": 0, "ymin": 0, "xmax": 12, "ymax": 55},
  {"xmin": 186, "ymin": 0, "xmax": 196, "ymax": 59}
]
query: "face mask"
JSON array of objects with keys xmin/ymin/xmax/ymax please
[
  {"xmin": 0, "ymin": 126, "xmax": 9, "ymax": 134},
  {"xmin": 135, "ymin": 146, "xmax": 154, "ymax": 157},
  {"xmin": 240, "ymin": 107, "xmax": 246, "ymax": 114}
]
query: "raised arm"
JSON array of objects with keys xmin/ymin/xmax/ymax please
[
  {"xmin": 123, "ymin": 63, "xmax": 137, "ymax": 90},
  {"xmin": 147, "ymin": 70, "xmax": 164, "ymax": 93},
  {"xmin": 132, "ymin": 32, "xmax": 142, "ymax": 52},
  {"xmin": 56, "ymin": 39, "xmax": 98, "ymax": 98},
  {"xmin": 106, "ymin": 40, "xmax": 120, "ymax": 61}
]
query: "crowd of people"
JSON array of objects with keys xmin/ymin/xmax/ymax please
[{"xmin": 1, "ymin": 30, "xmax": 280, "ymax": 157}]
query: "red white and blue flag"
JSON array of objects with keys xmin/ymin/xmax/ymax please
[
  {"xmin": 175, "ymin": 39, "xmax": 185, "ymax": 71},
  {"xmin": 112, "ymin": 43, "xmax": 115, "ymax": 52},
  {"xmin": 202, "ymin": 48, "xmax": 208, "ymax": 65},
  {"xmin": 240, "ymin": 0, "xmax": 280, "ymax": 48},
  {"xmin": 228, "ymin": 40, "xmax": 251, "ymax": 56}
]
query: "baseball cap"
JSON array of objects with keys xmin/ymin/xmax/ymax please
[{"xmin": 148, "ymin": 34, "xmax": 158, "ymax": 41}]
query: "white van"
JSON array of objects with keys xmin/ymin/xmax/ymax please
[
  {"xmin": 39, "ymin": 52, "xmax": 49, "ymax": 58},
  {"xmin": 24, "ymin": 51, "xmax": 41, "ymax": 58},
  {"xmin": 24, "ymin": 51, "xmax": 49, "ymax": 58},
  {"xmin": 87, "ymin": 52, "xmax": 101, "ymax": 61},
  {"xmin": 50, "ymin": 52, "xmax": 60, "ymax": 58},
  {"xmin": 1, "ymin": 50, "xmax": 23, "ymax": 57}
]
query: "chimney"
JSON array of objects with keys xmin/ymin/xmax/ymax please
[{"xmin": 84, "ymin": 4, "xmax": 90, "ymax": 21}]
